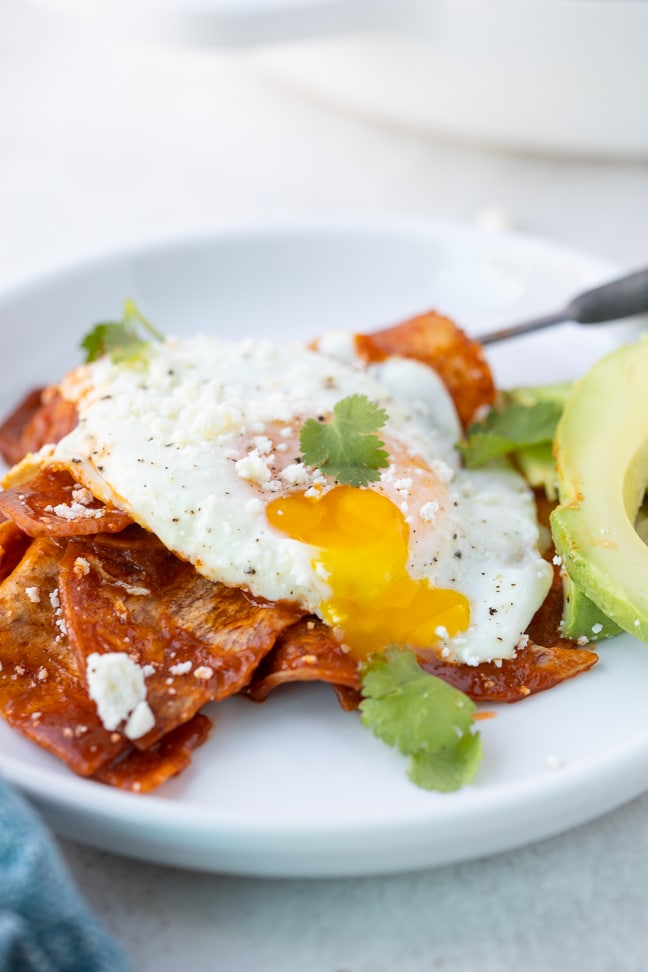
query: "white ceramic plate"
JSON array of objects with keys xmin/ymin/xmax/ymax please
[{"xmin": 1, "ymin": 220, "xmax": 647, "ymax": 878}]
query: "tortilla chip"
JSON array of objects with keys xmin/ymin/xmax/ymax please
[
  {"xmin": 0, "ymin": 537, "xmax": 130, "ymax": 775},
  {"xmin": 0, "ymin": 469, "xmax": 132, "ymax": 537},
  {"xmin": 0, "ymin": 520, "xmax": 32, "ymax": 582},
  {"xmin": 331, "ymin": 685, "xmax": 363, "ymax": 712},
  {"xmin": 355, "ymin": 311, "xmax": 496, "ymax": 427},
  {"xmin": 249, "ymin": 591, "xmax": 597, "ymax": 706},
  {"xmin": 94, "ymin": 714, "xmax": 212, "ymax": 793},
  {"xmin": 0, "ymin": 389, "xmax": 44, "ymax": 466},
  {"xmin": 415, "ymin": 550, "xmax": 597, "ymax": 702},
  {"xmin": 0, "ymin": 387, "xmax": 77, "ymax": 466},
  {"xmin": 59, "ymin": 528, "xmax": 306, "ymax": 748},
  {"xmin": 246, "ymin": 616, "xmax": 361, "ymax": 702},
  {"xmin": 420, "ymin": 640, "xmax": 597, "ymax": 703}
]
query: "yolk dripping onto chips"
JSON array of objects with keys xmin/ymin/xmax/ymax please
[{"xmin": 266, "ymin": 485, "xmax": 470, "ymax": 658}]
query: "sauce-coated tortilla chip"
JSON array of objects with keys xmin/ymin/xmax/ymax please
[
  {"xmin": 0, "ymin": 388, "xmax": 77, "ymax": 466},
  {"xmin": 419, "ymin": 562, "xmax": 597, "ymax": 702},
  {"xmin": 0, "ymin": 469, "xmax": 133, "ymax": 537},
  {"xmin": 0, "ymin": 537, "xmax": 130, "ymax": 775},
  {"xmin": 355, "ymin": 311, "xmax": 496, "ymax": 428},
  {"xmin": 420, "ymin": 641, "xmax": 597, "ymax": 703},
  {"xmin": 59, "ymin": 528, "xmax": 306, "ymax": 748},
  {"xmin": 0, "ymin": 520, "xmax": 32, "ymax": 582},
  {"xmin": 0, "ymin": 389, "xmax": 44, "ymax": 466},
  {"xmin": 249, "ymin": 586, "xmax": 597, "ymax": 706},
  {"xmin": 331, "ymin": 685, "xmax": 363, "ymax": 712},
  {"xmin": 94, "ymin": 714, "xmax": 212, "ymax": 793},
  {"xmin": 246, "ymin": 617, "xmax": 361, "ymax": 702}
]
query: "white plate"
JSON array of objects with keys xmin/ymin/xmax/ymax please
[{"xmin": 1, "ymin": 220, "xmax": 647, "ymax": 878}]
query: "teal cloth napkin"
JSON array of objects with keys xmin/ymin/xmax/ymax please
[{"xmin": 0, "ymin": 774, "xmax": 130, "ymax": 972}]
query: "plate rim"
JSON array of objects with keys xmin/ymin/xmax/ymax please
[{"xmin": 0, "ymin": 215, "xmax": 620, "ymax": 310}]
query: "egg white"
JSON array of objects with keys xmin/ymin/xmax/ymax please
[{"xmin": 17, "ymin": 334, "xmax": 552, "ymax": 665}]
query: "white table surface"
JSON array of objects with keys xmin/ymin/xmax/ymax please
[{"xmin": 3, "ymin": 3, "xmax": 648, "ymax": 970}]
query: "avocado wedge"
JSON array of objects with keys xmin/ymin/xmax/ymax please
[
  {"xmin": 551, "ymin": 336, "xmax": 648, "ymax": 642},
  {"xmin": 560, "ymin": 572, "xmax": 622, "ymax": 641}
]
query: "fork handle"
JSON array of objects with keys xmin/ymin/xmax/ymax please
[{"xmin": 567, "ymin": 267, "xmax": 648, "ymax": 324}]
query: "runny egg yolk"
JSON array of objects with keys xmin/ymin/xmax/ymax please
[{"xmin": 266, "ymin": 485, "xmax": 470, "ymax": 659}]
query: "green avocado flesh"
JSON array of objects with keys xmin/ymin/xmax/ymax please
[
  {"xmin": 560, "ymin": 572, "xmax": 622, "ymax": 641},
  {"xmin": 551, "ymin": 336, "xmax": 648, "ymax": 642}
]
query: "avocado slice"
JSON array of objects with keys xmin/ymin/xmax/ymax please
[
  {"xmin": 560, "ymin": 572, "xmax": 622, "ymax": 641},
  {"xmin": 551, "ymin": 336, "xmax": 648, "ymax": 642}
]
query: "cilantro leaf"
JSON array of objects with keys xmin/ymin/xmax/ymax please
[
  {"xmin": 410, "ymin": 731, "xmax": 483, "ymax": 792},
  {"xmin": 299, "ymin": 394, "xmax": 389, "ymax": 487},
  {"xmin": 457, "ymin": 399, "xmax": 563, "ymax": 468},
  {"xmin": 359, "ymin": 647, "xmax": 482, "ymax": 792},
  {"xmin": 80, "ymin": 299, "xmax": 164, "ymax": 364}
]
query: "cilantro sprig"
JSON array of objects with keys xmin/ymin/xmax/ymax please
[
  {"xmin": 457, "ymin": 384, "xmax": 573, "ymax": 466},
  {"xmin": 457, "ymin": 399, "xmax": 563, "ymax": 468},
  {"xmin": 360, "ymin": 648, "xmax": 482, "ymax": 792},
  {"xmin": 456, "ymin": 383, "xmax": 573, "ymax": 499},
  {"xmin": 80, "ymin": 299, "xmax": 164, "ymax": 365},
  {"xmin": 299, "ymin": 394, "xmax": 389, "ymax": 487}
]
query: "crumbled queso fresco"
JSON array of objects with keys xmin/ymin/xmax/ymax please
[{"xmin": 85, "ymin": 652, "xmax": 155, "ymax": 740}]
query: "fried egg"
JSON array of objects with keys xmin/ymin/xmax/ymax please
[{"xmin": 15, "ymin": 333, "xmax": 552, "ymax": 665}]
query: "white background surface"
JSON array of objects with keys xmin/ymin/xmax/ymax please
[{"xmin": 3, "ymin": 2, "xmax": 648, "ymax": 969}]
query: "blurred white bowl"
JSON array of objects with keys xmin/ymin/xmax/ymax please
[
  {"xmin": 252, "ymin": 0, "xmax": 648, "ymax": 158},
  {"xmin": 31, "ymin": 0, "xmax": 648, "ymax": 157}
]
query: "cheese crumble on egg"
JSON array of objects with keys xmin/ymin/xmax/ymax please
[{"xmin": 15, "ymin": 334, "xmax": 553, "ymax": 666}]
